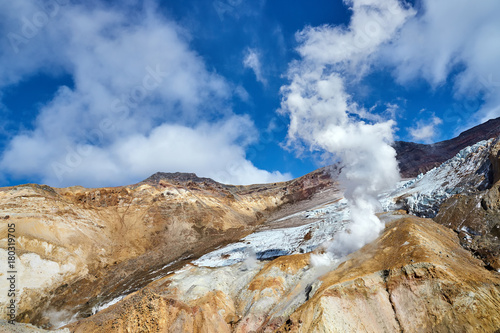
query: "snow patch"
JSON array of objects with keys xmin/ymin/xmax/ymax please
[
  {"xmin": 194, "ymin": 199, "xmax": 350, "ymax": 267},
  {"xmin": 92, "ymin": 295, "xmax": 125, "ymax": 315},
  {"xmin": 382, "ymin": 140, "xmax": 493, "ymax": 217}
]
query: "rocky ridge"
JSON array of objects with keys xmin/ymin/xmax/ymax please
[
  {"xmin": 394, "ymin": 116, "xmax": 500, "ymax": 177},
  {"xmin": 0, "ymin": 165, "xmax": 337, "ymax": 328}
]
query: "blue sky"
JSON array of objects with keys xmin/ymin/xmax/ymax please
[{"xmin": 0, "ymin": 0, "xmax": 499, "ymax": 187}]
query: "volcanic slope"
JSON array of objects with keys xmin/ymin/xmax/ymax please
[{"xmin": 66, "ymin": 136, "xmax": 500, "ymax": 331}]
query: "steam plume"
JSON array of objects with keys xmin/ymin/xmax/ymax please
[{"xmin": 280, "ymin": 0, "xmax": 413, "ymax": 257}]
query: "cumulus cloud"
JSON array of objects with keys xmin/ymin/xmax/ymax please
[
  {"xmin": 243, "ymin": 48, "xmax": 267, "ymax": 85},
  {"xmin": 408, "ymin": 116, "xmax": 442, "ymax": 143},
  {"xmin": 0, "ymin": 0, "xmax": 290, "ymax": 187},
  {"xmin": 380, "ymin": 0, "xmax": 500, "ymax": 123},
  {"xmin": 280, "ymin": 0, "xmax": 413, "ymax": 257},
  {"xmin": 295, "ymin": 0, "xmax": 413, "ymax": 77}
]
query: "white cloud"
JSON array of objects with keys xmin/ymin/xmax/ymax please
[
  {"xmin": 295, "ymin": 0, "xmax": 414, "ymax": 77},
  {"xmin": 1, "ymin": 115, "xmax": 287, "ymax": 187},
  {"xmin": 0, "ymin": 0, "xmax": 290, "ymax": 187},
  {"xmin": 243, "ymin": 48, "xmax": 267, "ymax": 85},
  {"xmin": 407, "ymin": 116, "xmax": 442, "ymax": 143},
  {"xmin": 380, "ymin": 0, "xmax": 500, "ymax": 124}
]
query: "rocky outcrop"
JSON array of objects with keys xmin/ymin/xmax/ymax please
[
  {"xmin": 490, "ymin": 138, "xmax": 500, "ymax": 184},
  {"xmin": 395, "ymin": 117, "xmax": 500, "ymax": 178},
  {"xmin": 67, "ymin": 216, "xmax": 500, "ymax": 332},
  {"xmin": 141, "ymin": 172, "xmax": 221, "ymax": 185},
  {"xmin": 434, "ymin": 138, "xmax": 500, "ymax": 271}
]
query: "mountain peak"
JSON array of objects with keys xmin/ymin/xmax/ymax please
[{"xmin": 141, "ymin": 172, "xmax": 219, "ymax": 185}]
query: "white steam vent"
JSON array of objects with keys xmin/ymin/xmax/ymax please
[{"xmin": 280, "ymin": 0, "xmax": 414, "ymax": 258}]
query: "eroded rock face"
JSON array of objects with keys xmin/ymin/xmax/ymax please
[
  {"xmin": 435, "ymin": 139, "xmax": 500, "ymax": 271},
  {"xmin": 0, "ymin": 168, "xmax": 337, "ymax": 328},
  {"xmin": 67, "ymin": 216, "xmax": 500, "ymax": 332},
  {"xmin": 490, "ymin": 138, "xmax": 500, "ymax": 184}
]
